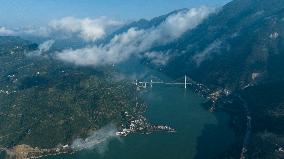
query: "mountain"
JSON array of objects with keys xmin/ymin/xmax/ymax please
[
  {"xmin": 100, "ymin": 8, "xmax": 189, "ymax": 44},
  {"xmin": 148, "ymin": 0, "xmax": 284, "ymax": 158},
  {"xmin": 0, "ymin": 36, "xmax": 143, "ymax": 158},
  {"xmin": 153, "ymin": 0, "xmax": 284, "ymax": 90},
  {"xmin": 1, "ymin": 0, "xmax": 284, "ymax": 158}
]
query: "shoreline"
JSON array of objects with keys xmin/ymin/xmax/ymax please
[{"xmin": 2, "ymin": 79, "xmax": 248, "ymax": 159}]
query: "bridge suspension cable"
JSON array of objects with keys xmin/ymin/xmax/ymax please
[{"xmin": 134, "ymin": 75, "xmax": 191, "ymax": 89}]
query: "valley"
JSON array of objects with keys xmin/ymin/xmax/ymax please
[{"xmin": 1, "ymin": 0, "xmax": 284, "ymax": 158}]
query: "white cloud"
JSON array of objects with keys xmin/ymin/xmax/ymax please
[
  {"xmin": 56, "ymin": 27, "xmax": 147, "ymax": 66},
  {"xmin": 144, "ymin": 51, "xmax": 171, "ymax": 65},
  {"xmin": 56, "ymin": 7, "xmax": 215, "ymax": 67},
  {"xmin": 49, "ymin": 17, "xmax": 123, "ymax": 41},
  {"xmin": 39, "ymin": 40, "xmax": 55, "ymax": 52},
  {"xmin": 0, "ymin": 7, "xmax": 215, "ymax": 67},
  {"xmin": 71, "ymin": 124, "xmax": 119, "ymax": 154},
  {"xmin": 0, "ymin": 17, "xmax": 122, "ymax": 41},
  {"xmin": 0, "ymin": 26, "xmax": 51, "ymax": 37},
  {"xmin": 193, "ymin": 40, "xmax": 222, "ymax": 65},
  {"xmin": 159, "ymin": 6, "xmax": 215, "ymax": 39},
  {"xmin": 29, "ymin": 40, "xmax": 55, "ymax": 56},
  {"xmin": 0, "ymin": 27, "xmax": 15, "ymax": 35}
]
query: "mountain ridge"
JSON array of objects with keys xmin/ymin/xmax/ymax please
[
  {"xmin": 150, "ymin": 0, "xmax": 284, "ymax": 90},
  {"xmin": 142, "ymin": 0, "xmax": 284, "ymax": 158}
]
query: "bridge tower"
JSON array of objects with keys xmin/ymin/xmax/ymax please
[
  {"xmin": 150, "ymin": 80, "xmax": 153, "ymax": 88},
  {"xmin": 184, "ymin": 75, "xmax": 187, "ymax": 89},
  {"xmin": 144, "ymin": 82, "xmax": 147, "ymax": 88}
]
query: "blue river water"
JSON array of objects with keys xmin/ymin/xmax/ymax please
[
  {"xmin": 42, "ymin": 86, "xmax": 235, "ymax": 159},
  {"xmin": 41, "ymin": 61, "xmax": 235, "ymax": 159}
]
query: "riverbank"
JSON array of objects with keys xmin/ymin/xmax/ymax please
[
  {"xmin": 36, "ymin": 82, "xmax": 235, "ymax": 159},
  {"xmin": 203, "ymin": 92, "xmax": 252, "ymax": 159}
]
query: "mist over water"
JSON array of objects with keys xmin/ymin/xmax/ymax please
[{"xmin": 71, "ymin": 124, "xmax": 120, "ymax": 154}]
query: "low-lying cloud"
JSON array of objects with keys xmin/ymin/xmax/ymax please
[
  {"xmin": 49, "ymin": 17, "xmax": 122, "ymax": 41},
  {"xmin": 193, "ymin": 40, "xmax": 222, "ymax": 66},
  {"xmin": 1, "ymin": 7, "xmax": 215, "ymax": 67},
  {"xmin": 144, "ymin": 51, "xmax": 171, "ymax": 65},
  {"xmin": 71, "ymin": 124, "xmax": 119, "ymax": 154},
  {"xmin": 0, "ymin": 17, "xmax": 123, "ymax": 42},
  {"xmin": 39, "ymin": 40, "xmax": 55, "ymax": 52},
  {"xmin": 29, "ymin": 40, "xmax": 55, "ymax": 56},
  {"xmin": 0, "ymin": 27, "xmax": 15, "ymax": 35},
  {"xmin": 56, "ymin": 7, "xmax": 215, "ymax": 67}
]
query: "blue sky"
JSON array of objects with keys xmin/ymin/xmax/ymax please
[{"xmin": 0, "ymin": 0, "xmax": 230, "ymax": 27}]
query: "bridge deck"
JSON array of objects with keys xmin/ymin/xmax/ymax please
[{"xmin": 134, "ymin": 75, "xmax": 192, "ymax": 88}]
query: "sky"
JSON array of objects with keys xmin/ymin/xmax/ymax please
[{"xmin": 0, "ymin": 0, "xmax": 230, "ymax": 27}]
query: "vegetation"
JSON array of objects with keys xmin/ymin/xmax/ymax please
[{"xmin": 0, "ymin": 36, "xmax": 139, "ymax": 149}]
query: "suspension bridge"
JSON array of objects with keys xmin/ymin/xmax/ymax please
[{"xmin": 134, "ymin": 75, "xmax": 197, "ymax": 89}]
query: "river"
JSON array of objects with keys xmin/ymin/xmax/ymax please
[{"xmin": 41, "ymin": 61, "xmax": 236, "ymax": 159}]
